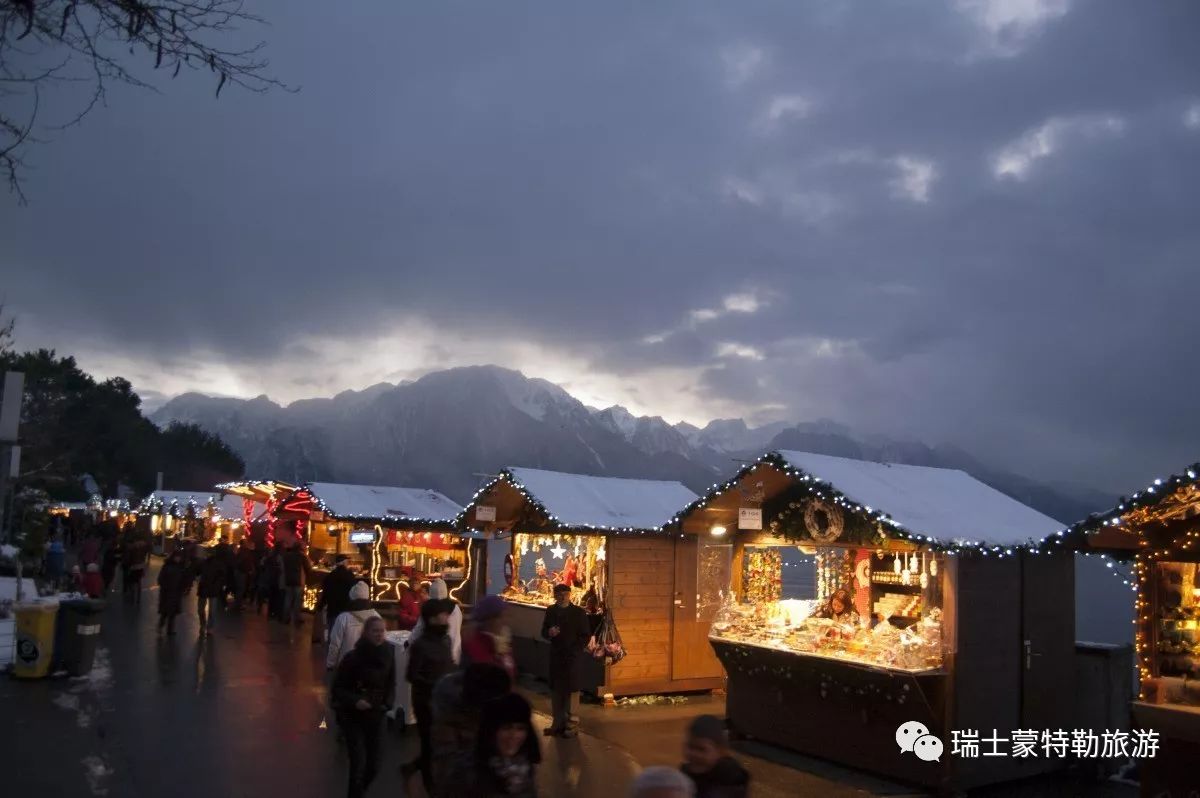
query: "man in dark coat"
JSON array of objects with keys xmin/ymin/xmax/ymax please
[
  {"xmin": 541, "ymin": 583, "xmax": 590, "ymax": 738},
  {"xmin": 194, "ymin": 550, "xmax": 227, "ymax": 637},
  {"xmin": 402, "ymin": 600, "xmax": 455, "ymax": 794},
  {"xmin": 157, "ymin": 551, "xmax": 188, "ymax": 636},
  {"xmin": 280, "ymin": 542, "xmax": 314, "ymax": 626},
  {"xmin": 332, "ymin": 616, "xmax": 395, "ymax": 798},
  {"xmin": 316, "ymin": 555, "xmax": 356, "ymax": 629}
]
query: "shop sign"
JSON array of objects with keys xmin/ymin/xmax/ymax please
[
  {"xmin": 738, "ymin": 507, "xmax": 762, "ymax": 530},
  {"xmin": 475, "ymin": 506, "xmax": 497, "ymax": 523},
  {"xmin": 349, "ymin": 529, "xmax": 376, "ymax": 544}
]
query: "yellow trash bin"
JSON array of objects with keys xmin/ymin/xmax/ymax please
[{"xmin": 13, "ymin": 600, "xmax": 60, "ymax": 679}]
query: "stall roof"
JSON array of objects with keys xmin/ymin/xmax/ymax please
[
  {"xmin": 492, "ymin": 467, "xmax": 699, "ymax": 532},
  {"xmin": 301, "ymin": 482, "xmax": 463, "ymax": 524},
  {"xmin": 773, "ymin": 450, "xmax": 1062, "ymax": 547}
]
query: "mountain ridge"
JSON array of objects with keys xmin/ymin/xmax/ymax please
[{"xmin": 151, "ymin": 365, "xmax": 1110, "ymax": 523}]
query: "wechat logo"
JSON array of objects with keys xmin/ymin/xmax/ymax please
[{"xmin": 896, "ymin": 721, "xmax": 943, "ymax": 762}]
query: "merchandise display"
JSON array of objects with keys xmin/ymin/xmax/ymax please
[
  {"xmin": 709, "ymin": 544, "xmax": 945, "ymax": 673},
  {"xmin": 499, "ymin": 532, "xmax": 607, "ymax": 609},
  {"xmin": 1154, "ymin": 562, "xmax": 1200, "ymax": 678}
]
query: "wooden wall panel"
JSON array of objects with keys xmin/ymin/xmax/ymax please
[{"xmin": 608, "ymin": 536, "xmax": 675, "ymax": 686}]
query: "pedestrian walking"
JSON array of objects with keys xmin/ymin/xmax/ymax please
[
  {"xmin": 331, "ymin": 616, "xmax": 395, "ymax": 798},
  {"xmin": 157, "ymin": 550, "xmax": 188, "ymax": 636},
  {"xmin": 257, "ymin": 547, "xmax": 282, "ymax": 616},
  {"xmin": 327, "ymin": 582, "xmax": 380, "ymax": 669},
  {"xmin": 317, "ymin": 555, "xmax": 357, "ymax": 629},
  {"xmin": 466, "ymin": 692, "xmax": 541, "ymax": 798},
  {"xmin": 395, "ymin": 580, "xmax": 422, "ymax": 631},
  {"xmin": 462, "ymin": 595, "xmax": 516, "ymax": 683},
  {"xmin": 234, "ymin": 539, "xmax": 257, "ymax": 608},
  {"xmin": 81, "ymin": 563, "xmax": 104, "ymax": 599},
  {"xmin": 122, "ymin": 536, "xmax": 148, "ymax": 605},
  {"xmin": 402, "ymin": 600, "xmax": 456, "ymax": 794},
  {"xmin": 430, "ymin": 663, "xmax": 512, "ymax": 798},
  {"xmin": 411, "ymin": 577, "xmax": 462, "ymax": 664},
  {"xmin": 193, "ymin": 549, "xmax": 227, "ymax": 637},
  {"xmin": 44, "ymin": 534, "xmax": 66, "ymax": 589},
  {"xmin": 679, "ymin": 715, "xmax": 750, "ymax": 798},
  {"xmin": 101, "ymin": 539, "xmax": 120, "ymax": 593},
  {"xmin": 280, "ymin": 541, "xmax": 313, "ymax": 625},
  {"xmin": 541, "ymin": 583, "xmax": 589, "ymax": 738}
]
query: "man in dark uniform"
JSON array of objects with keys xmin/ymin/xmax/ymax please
[{"xmin": 541, "ymin": 583, "xmax": 589, "ymax": 738}]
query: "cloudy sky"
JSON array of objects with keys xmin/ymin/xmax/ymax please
[{"xmin": 3, "ymin": 0, "xmax": 1199, "ymax": 492}]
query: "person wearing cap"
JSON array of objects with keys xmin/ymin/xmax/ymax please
[
  {"xmin": 680, "ymin": 714, "xmax": 749, "ymax": 798},
  {"xmin": 327, "ymin": 581, "xmax": 382, "ymax": 669},
  {"xmin": 317, "ymin": 554, "xmax": 358, "ymax": 630},
  {"xmin": 411, "ymin": 577, "xmax": 463, "ymax": 664},
  {"xmin": 541, "ymin": 583, "xmax": 589, "ymax": 737},
  {"xmin": 462, "ymin": 595, "xmax": 515, "ymax": 682},
  {"xmin": 467, "ymin": 692, "xmax": 541, "ymax": 797}
]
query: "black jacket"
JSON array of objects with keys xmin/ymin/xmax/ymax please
[
  {"xmin": 317, "ymin": 565, "xmax": 357, "ymax": 620},
  {"xmin": 157, "ymin": 559, "xmax": 188, "ymax": 616},
  {"xmin": 281, "ymin": 549, "xmax": 313, "ymax": 588},
  {"xmin": 406, "ymin": 627, "xmax": 454, "ymax": 698},
  {"xmin": 195, "ymin": 555, "xmax": 227, "ymax": 598},
  {"xmin": 682, "ymin": 756, "xmax": 750, "ymax": 798},
  {"xmin": 542, "ymin": 602, "xmax": 589, "ymax": 662},
  {"xmin": 332, "ymin": 638, "xmax": 396, "ymax": 716}
]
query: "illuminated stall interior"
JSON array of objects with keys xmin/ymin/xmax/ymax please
[
  {"xmin": 139, "ymin": 490, "xmax": 249, "ymax": 547},
  {"xmin": 461, "ymin": 467, "xmax": 717, "ymax": 697},
  {"xmin": 271, "ymin": 482, "xmax": 468, "ymax": 605},
  {"xmin": 1053, "ymin": 461, "xmax": 1200, "ymax": 793},
  {"xmin": 673, "ymin": 450, "xmax": 1072, "ymax": 791},
  {"xmin": 216, "ymin": 479, "xmax": 298, "ymax": 548}
]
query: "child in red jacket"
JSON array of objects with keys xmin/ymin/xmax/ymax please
[{"xmin": 81, "ymin": 563, "xmax": 105, "ymax": 599}]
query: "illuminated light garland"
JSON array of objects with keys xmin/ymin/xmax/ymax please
[
  {"xmin": 456, "ymin": 469, "xmax": 691, "ymax": 538},
  {"xmin": 449, "ymin": 541, "xmax": 474, "ymax": 602},
  {"xmin": 274, "ymin": 485, "xmax": 461, "ymax": 532}
]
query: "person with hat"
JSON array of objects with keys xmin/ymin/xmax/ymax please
[
  {"xmin": 541, "ymin": 583, "xmax": 589, "ymax": 737},
  {"xmin": 462, "ymin": 595, "xmax": 515, "ymax": 682},
  {"xmin": 401, "ymin": 599, "xmax": 456, "ymax": 794},
  {"xmin": 327, "ymin": 581, "xmax": 382, "ymax": 669}
]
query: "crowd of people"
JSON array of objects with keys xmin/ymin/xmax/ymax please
[{"xmin": 40, "ymin": 518, "xmax": 750, "ymax": 798}]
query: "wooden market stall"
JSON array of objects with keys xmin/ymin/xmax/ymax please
[
  {"xmin": 270, "ymin": 482, "xmax": 473, "ymax": 611},
  {"xmin": 137, "ymin": 490, "xmax": 248, "ymax": 553},
  {"xmin": 669, "ymin": 450, "xmax": 1072, "ymax": 792},
  {"xmin": 215, "ymin": 479, "xmax": 298, "ymax": 547},
  {"xmin": 460, "ymin": 467, "xmax": 724, "ymax": 697},
  {"xmin": 1051, "ymin": 461, "xmax": 1200, "ymax": 796}
]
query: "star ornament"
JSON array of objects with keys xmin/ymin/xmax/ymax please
[{"xmin": 550, "ymin": 544, "xmax": 567, "ymax": 560}]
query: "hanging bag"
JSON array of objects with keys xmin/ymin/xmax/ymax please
[{"xmin": 587, "ymin": 607, "xmax": 626, "ymax": 664}]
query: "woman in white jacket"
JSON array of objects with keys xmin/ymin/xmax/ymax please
[
  {"xmin": 410, "ymin": 577, "xmax": 462, "ymax": 664},
  {"xmin": 326, "ymin": 581, "xmax": 381, "ymax": 669}
]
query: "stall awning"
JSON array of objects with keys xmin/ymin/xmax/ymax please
[
  {"xmin": 493, "ymin": 467, "xmax": 699, "ymax": 532},
  {"xmin": 773, "ymin": 450, "xmax": 1062, "ymax": 548}
]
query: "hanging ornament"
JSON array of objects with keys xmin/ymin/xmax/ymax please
[
  {"xmin": 893, "ymin": 555, "xmax": 902, "ymax": 575},
  {"xmin": 929, "ymin": 558, "xmax": 938, "ymax": 577},
  {"xmin": 550, "ymin": 543, "xmax": 566, "ymax": 560},
  {"xmin": 596, "ymin": 545, "xmax": 606, "ymax": 561}
]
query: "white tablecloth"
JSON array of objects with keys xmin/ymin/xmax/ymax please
[{"xmin": 385, "ymin": 630, "xmax": 415, "ymax": 724}]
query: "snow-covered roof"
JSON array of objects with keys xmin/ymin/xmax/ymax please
[
  {"xmin": 501, "ymin": 467, "xmax": 699, "ymax": 532},
  {"xmin": 774, "ymin": 450, "xmax": 1062, "ymax": 547},
  {"xmin": 304, "ymin": 482, "xmax": 463, "ymax": 524}
]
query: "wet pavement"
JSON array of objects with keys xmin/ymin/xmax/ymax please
[{"xmin": 1, "ymin": 563, "xmax": 1139, "ymax": 797}]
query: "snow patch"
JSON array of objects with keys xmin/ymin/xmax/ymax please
[
  {"xmin": 81, "ymin": 755, "xmax": 113, "ymax": 795},
  {"xmin": 505, "ymin": 467, "xmax": 698, "ymax": 530},
  {"xmin": 0, "ymin": 543, "xmax": 18, "ymax": 559}
]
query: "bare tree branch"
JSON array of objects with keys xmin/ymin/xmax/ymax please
[{"xmin": 1, "ymin": 0, "xmax": 288, "ymax": 200}]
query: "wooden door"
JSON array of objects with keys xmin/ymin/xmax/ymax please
[
  {"xmin": 671, "ymin": 537, "xmax": 727, "ymax": 681},
  {"xmin": 1020, "ymin": 551, "xmax": 1076, "ymax": 730}
]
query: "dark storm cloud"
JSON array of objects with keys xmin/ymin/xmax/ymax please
[{"xmin": 3, "ymin": 0, "xmax": 1199, "ymax": 491}]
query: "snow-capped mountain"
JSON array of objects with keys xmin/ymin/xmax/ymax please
[{"xmin": 150, "ymin": 364, "xmax": 1108, "ymax": 521}]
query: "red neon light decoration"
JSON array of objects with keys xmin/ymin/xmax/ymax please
[
  {"xmin": 242, "ymin": 499, "xmax": 255, "ymax": 529},
  {"xmin": 266, "ymin": 498, "xmax": 278, "ymax": 547}
]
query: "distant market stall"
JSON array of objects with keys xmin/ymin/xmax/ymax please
[
  {"xmin": 270, "ymin": 482, "xmax": 471, "ymax": 611},
  {"xmin": 1049, "ymin": 461, "xmax": 1200, "ymax": 795},
  {"xmin": 459, "ymin": 467, "xmax": 718, "ymax": 697},
  {"xmin": 137, "ymin": 490, "xmax": 248, "ymax": 552},
  {"xmin": 215, "ymin": 479, "xmax": 298, "ymax": 548},
  {"xmin": 669, "ymin": 450, "xmax": 1071, "ymax": 792}
]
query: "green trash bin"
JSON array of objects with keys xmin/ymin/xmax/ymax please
[{"xmin": 56, "ymin": 598, "xmax": 106, "ymax": 676}]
